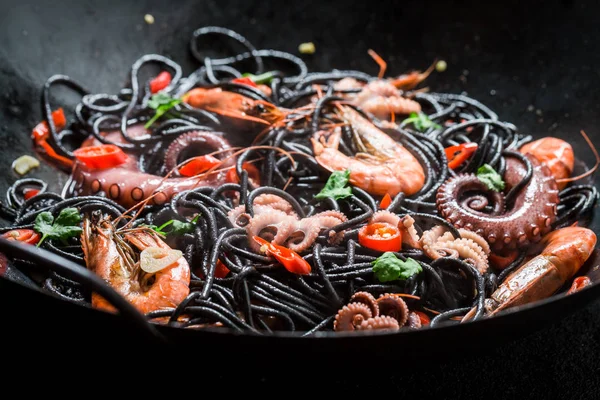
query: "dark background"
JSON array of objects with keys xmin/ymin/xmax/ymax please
[{"xmin": 1, "ymin": 0, "xmax": 600, "ymax": 397}]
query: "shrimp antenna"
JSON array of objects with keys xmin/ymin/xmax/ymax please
[
  {"xmin": 556, "ymin": 130, "xmax": 600, "ymax": 184},
  {"xmin": 368, "ymin": 49, "xmax": 387, "ymax": 79}
]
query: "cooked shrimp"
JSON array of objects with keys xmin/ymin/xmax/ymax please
[
  {"xmin": 485, "ymin": 226, "xmax": 596, "ymax": 315},
  {"xmin": 311, "ymin": 106, "xmax": 425, "ymax": 196},
  {"xmin": 81, "ymin": 212, "xmax": 190, "ymax": 314},
  {"xmin": 520, "ymin": 137, "xmax": 574, "ymax": 190},
  {"xmin": 183, "ymin": 87, "xmax": 284, "ymax": 127}
]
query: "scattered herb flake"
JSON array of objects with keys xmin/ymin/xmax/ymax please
[
  {"xmin": 151, "ymin": 214, "xmax": 200, "ymax": 236},
  {"xmin": 372, "ymin": 252, "xmax": 422, "ymax": 282},
  {"xmin": 145, "ymin": 93, "xmax": 181, "ymax": 128},
  {"xmin": 402, "ymin": 112, "xmax": 441, "ymax": 132},
  {"xmin": 315, "ymin": 170, "xmax": 353, "ymax": 201},
  {"xmin": 241, "ymin": 71, "xmax": 278, "ymax": 84},
  {"xmin": 476, "ymin": 164, "xmax": 505, "ymax": 192},
  {"xmin": 34, "ymin": 208, "xmax": 82, "ymax": 247}
]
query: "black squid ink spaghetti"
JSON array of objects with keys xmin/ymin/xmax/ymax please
[{"xmin": 1, "ymin": 26, "xmax": 598, "ymax": 335}]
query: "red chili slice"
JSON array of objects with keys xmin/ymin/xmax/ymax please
[
  {"xmin": 2, "ymin": 229, "xmax": 41, "ymax": 245},
  {"xmin": 231, "ymin": 77, "xmax": 257, "ymax": 88},
  {"xmin": 413, "ymin": 311, "xmax": 430, "ymax": 326},
  {"xmin": 23, "ymin": 188, "xmax": 40, "ymax": 200},
  {"xmin": 444, "ymin": 142, "xmax": 478, "ymax": 169},
  {"xmin": 253, "ymin": 236, "xmax": 311, "ymax": 275},
  {"xmin": 358, "ymin": 222, "xmax": 402, "ymax": 252},
  {"xmin": 379, "ymin": 193, "xmax": 392, "ymax": 209},
  {"xmin": 226, "ymin": 162, "xmax": 261, "ymax": 186},
  {"xmin": 215, "ymin": 260, "xmax": 230, "ymax": 279},
  {"xmin": 149, "ymin": 71, "xmax": 172, "ymax": 93},
  {"xmin": 73, "ymin": 144, "xmax": 128, "ymax": 170},
  {"xmin": 178, "ymin": 155, "xmax": 221, "ymax": 177}
]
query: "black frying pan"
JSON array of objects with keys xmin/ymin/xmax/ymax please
[{"xmin": 1, "ymin": 0, "xmax": 600, "ymax": 379}]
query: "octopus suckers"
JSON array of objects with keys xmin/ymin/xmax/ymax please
[
  {"xmin": 131, "ymin": 187, "xmax": 144, "ymax": 201},
  {"xmin": 109, "ymin": 184, "xmax": 120, "ymax": 199},
  {"xmin": 91, "ymin": 179, "xmax": 101, "ymax": 193},
  {"xmin": 154, "ymin": 191, "xmax": 168, "ymax": 205}
]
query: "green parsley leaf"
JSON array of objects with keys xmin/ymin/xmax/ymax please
[
  {"xmin": 171, "ymin": 219, "xmax": 196, "ymax": 235},
  {"xmin": 241, "ymin": 71, "xmax": 278, "ymax": 84},
  {"xmin": 476, "ymin": 164, "xmax": 505, "ymax": 192},
  {"xmin": 314, "ymin": 170, "xmax": 353, "ymax": 201},
  {"xmin": 372, "ymin": 252, "xmax": 422, "ymax": 282},
  {"xmin": 402, "ymin": 112, "xmax": 441, "ymax": 132},
  {"xmin": 145, "ymin": 93, "xmax": 181, "ymax": 129},
  {"xmin": 34, "ymin": 207, "xmax": 82, "ymax": 247},
  {"xmin": 151, "ymin": 214, "xmax": 199, "ymax": 236}
]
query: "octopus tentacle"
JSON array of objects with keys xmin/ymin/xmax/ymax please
[
  {"xmin": 284, "ymin": 218, "xmax": 321, "ymax": 253},
  {"xmin": 436, "ymin": 154, "xmax": 559, "ymax": 251},
  {"xmin": 254, "ymin": 194, "xmax": 295, "ymax": 215},
  {"xmin": 311, "ymin": 215, "xmax": 346, "ymax": 245},
  {"xmin": 371, "ymin": 210, "xmax": 400, "ymax": 226},
  {"xmin": 435, "ymin": 238, "xmax": 489, "ymax": 274},
  {"xmin": 377, "ymin": 294, "xmax": 409, "ymax": 327},
  {"xmin": 420, "ymin": 226, "xmax": 489, "ymax": 273},
  {"xmin": 356, "ymin": 315, "xmax": 400, "ymax": 331},
  {"xmin": 398, "ymin": 215, "xmax": 421, "ymax": 249},
  {"xmin": 349, "ymin": 291, "xmax": 379, "ymax": 317},
  {"xmin": 311, "ymin": 210, "xmax": 348, "ymax": 222},
  {"xmin": 420, "ymin": 226, "xmax": 446, "ymax": 260},
  {"xmin": 164, "ymin": 130, "xmax": 232, "ymax": 173},
  {"xmin": 228, "ymin": 204, "xmax": 288, "ymax": 227},
  {"xmin": 457, "ymin": 229, "xmax": 491, "ymax": 256},
  {"xmin": 246, "ymin": 214, "xmax": 296, "ymax": 252},
  {"xmin": 406, "ymin": 312, "xmax": 422, "ymax": 329},
  {"xmin": 334, "ymin": 303, "xmax": 373, "ymax": 331}
]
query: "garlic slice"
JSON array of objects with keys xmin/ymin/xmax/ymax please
[
  {"xmin": 140, "ymin": 246, "xmax": 182, "ymax": 274},
  {"xmin": 12, "ymin": 155, "xmax": 40, "ymax": 175}
]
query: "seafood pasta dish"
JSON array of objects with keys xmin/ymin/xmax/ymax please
[{"xmin": 1, "ymin": 26, "xmax": 598, "ymax": 334}]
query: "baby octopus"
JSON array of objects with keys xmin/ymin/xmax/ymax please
[
  {"xmin": 227, "ymin": 194, "xmax": 348, "ymax": 253},
  {"xmin": 436, "ymin": 153, "xmax": 559, "ymax": 252},
  {"xmin": 333, "ymin": 291, "xmax": 422, "ymax": 332},
  {"xmin": 370, "ymin": 211, "xmax": 490, "ymax": 273}
]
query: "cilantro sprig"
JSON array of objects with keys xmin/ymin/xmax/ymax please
[
  {"xmin": 150, "ymin": 215, "xmax": 200, "ymax": 237},
  {"xmin": 34, "ymin": 208, "xmax": 82, "ymax": 247},
  {"xmin": 144, "ymin": 93, "xmax": 181, "ymax": 129},
  {"xmin": 315, "ymin": 170, "xmax": 353, "ymax": 201},
  {"xmin": 476, "ymin": 164, "xmax": 505, "ymax": 192},
  {"xmin": 402, "ymin": 112, "xmax": 441, "ymax": 132},
  {"xmin": 241, "ymin": 71, "xmax": 278, "ymax": 84},
  {"xmin": 372, "ymin": 252, "xmax": 422, "ymax": 282}
]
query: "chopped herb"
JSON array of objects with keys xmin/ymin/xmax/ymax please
[
  {"xmin": 34, "ymin": 207, "xmax": 82, "ymax": 247},
  {"xmin": 151, "ymin": 214, "xmax": 200, "ymax": 236},
  {"xmin": 145, "ymin": 93, "xmax": 181, "ymax": 128},
  {"xmin": 372, "ymin": 252, "xmax": 422, "ymax": 282},
  {"xmin": 241, "ymin": 71, "xmax": 278, "ymax": 84},
  {"xmin": 402, "ymin": 112, "xmax": 441, "ymax": 132},
  {"xmin": 315, "ymin": 170, "xmax": 353, "ymax": 201},
  {"xmin": 476, "ymin": 164, "xmax": 505, "ymax": 192}
]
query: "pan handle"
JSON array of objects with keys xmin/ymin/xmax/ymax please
[{"xmin": 0, "ymin": 238, "xmax": 165, "ymax": 343}]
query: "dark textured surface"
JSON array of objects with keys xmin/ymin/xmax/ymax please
[{"xmin": 1, "ymin": 0, "xmax": 600, "ymax": 396}]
